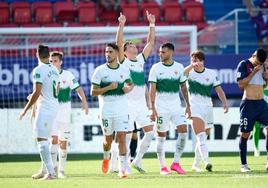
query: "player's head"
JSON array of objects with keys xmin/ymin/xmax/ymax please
[
  {"xmin": 50, "ymin": 51, "xmax": 63, "ymax": 70},
  {"xmin": 123, "ymin": 40, "xmax": 138, "ymax": 57},
  {"xmin": 36, "ymin": 44, "xmax": 49, "ymax": 61},
  {"xmin": 191, "ymin": 50, "xmax": 205, "ymax": 67},
  {"xmin": 105, "ymin": 43, "xmax": 119, "ymax": 63},
  {"xmin": 252, "ymin": 48, "xmax": 267, "ymax": 65},
  {"xmin": 159, "ymin": 43, "xmax": 174, "ymax": 62}
]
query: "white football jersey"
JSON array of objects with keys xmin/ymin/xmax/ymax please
[
  {"xmin": 187, "ymin": 68, "xmax": 221, "ymax": 106},
  {"xmin": 121, "ymin": 53, "xmax": 147, "ymax": 104},
  {"xmin": 32, "ymin": 62, "xmax": 59, "ymax": 114},
  {"xmin": 148, "ymin": 61, "xmax": 186, "ymax": 113},
  {"xmin": 91, "ymin": 63, "xmax": 131, "ymax": 118}
]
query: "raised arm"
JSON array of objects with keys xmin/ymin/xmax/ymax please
[
  {"xmin": 116, "ymin": 12, "xmax": 126, "ymax": 63},
  {"xmin": 90, "ymin": 82, "xmax": 118, "ymax": 96},
  {"xmin": 76, "ymin": 87, "xmax": 89, "ymax": 115},
  {"xmin": 215, "ymin": 86, "xmax": 229, "ymax": 113},
  {"xmin": 237, "ymin": 65, "xmax": 261, "ymax": 90},
  {"xmin": 142, "ymin": 11, "xmax": 155, "ymax": 60},
  {"xmin": 184, "ymin": 64, "xmax": 194, "ymax": 76}
]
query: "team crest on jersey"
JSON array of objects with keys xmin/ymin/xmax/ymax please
[
  {"xmin": 62, "ymin": 80, "xmax": 66, "ymax": 84},
  {"xmin": 205, "ymin": 78, "xmax": 209, "ymax": 82},
  {"xmin": 120, "ymin": 75, "xmax": 123, "ymax": 79},
  {"xmin": 174, "ymin": 71, "xmax": 178, "ymax": 75}
]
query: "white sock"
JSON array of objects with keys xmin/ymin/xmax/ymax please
[
  {"xmin": 196, "ymin": 132, "xmax": 209, "ymax": 164},
  {"xmin": 125, "ymin": 133, "xmax": 132, "ymax": 161},
  {"xmin": 103, "ymin": 150, "xmax": 110, "ymax": 160},
  {"xmin": 37, "ymin": 140, "xmax": 55, "ymax": 175},
  {"xmin": 156, "ymin": 136, "xmax": 166, "ymax": 168},
  {"xmin": 50, "ymin": 144, "xmax": 58, "ymax": 169},
  {"xmin": 193, "ymin": 141, "xmax": 202, "ymax": 167},
  {"xmin": 110, "ymin": 142, "xmax": 119, "ymax": 170},
  {"xmin": 119, "ymin": 155, "xmax": 127, "ymax": 172},
  {"xmin": 133, "ymin": 131, "xmax": 154, "ymax": 166},
  {"xmin": 173, "ymin": 133, "xmax": 187, "ymax": 163},
  {"xmin": 59, "ymin": 148, "xmax": 67, "ymax": 172}
]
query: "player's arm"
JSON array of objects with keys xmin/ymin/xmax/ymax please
[
  {"xmin": 90, "ymin": 82, "xmax": 118, "ymax": 96},
  {"xmin": 19, "ymin": 83, "xmax": 42, "ymax": 120},
  {"xmin": 122, "ymin": 79, "xmax": 134, "ymax": 94},
  {"xmin": 145, "ymin": 85, "xmax": 151, "ymax": 109},
  {"xmin": 142, "ymin": 11, "xmax": 155, "ymax": 60},
  {"xmin": 237, "ymin": 64, "xmax": 261, "ymax": 90},
  {"xmin": 76, "ymin": 87, "xmax": 89, "ymax": 115},
  {"xmin": 215, "ymin": 86, "xmax": 229, "ymax": 113},
  {"xmin": 180, "ymin": 82, "xmax": 191, "ymax": 118},
  {"xmin": 116, "ymin": 12, "xmax": 126, "ymax": 63},
  {"xmin": 184, "ymin": 64, "xmax": 194, "ymax": 76},
  {"xmin": 149, "ymin": 82, "xmax": 157, "ymax": 121}
]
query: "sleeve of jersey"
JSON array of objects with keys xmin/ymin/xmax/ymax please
[
  {"xmin": 91, "ymin": 68, "xmax": 101, "ymax": 86},
  {"xmin": 179, "ymin": 65, "xmax": 187, "ymax": 84},
  {"xmin": 70, "ymin": 72, "xmax": 80, "ymax": 90},
  {"xmin": 32, "ymin": 67, "xmax": 43, "ymax": 84},
  {"xmin": 148, "ymin": 65, "xmax": 157, "ymax": 83},
  {"xmin": 137, "ymin": 53, "xmax": 146, "ymax": 65},
  {"xmin": 213, "ymin": 71, "xmax": 221, "ymax": 87},
  {"xmin": 236, "ymin": 61, "xmax": 247, "ymax": 82}
]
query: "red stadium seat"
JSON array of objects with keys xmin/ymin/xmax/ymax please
[
  {"xmin": 54, "ymin": 2, "xmax": 76, "ymax": 23},
  {"xmin": 77, "ymin": 2, "xmax": 96, "ymax": 25},
  {"xmin": 42, "ymin": 23, "xmax": 62, "ymax": 27},
  {"xmin": 0, "ymin": 8, "xmax": 9, "ymax": 25},
  {"xmin": 20, "ymin": 23, "xmax": 40, "ymax": 27},
  {"xmin": 32, "ymin": 1, "xmax": 52, "ymax": 14},
  {"xmin": 11, "ymin": 2, "xmax": 30, "ymax": 14},
  {"xmin": 120, "ymin": 1, "xmax": 140, "ymax": 24},
  {"xmin": 0, "ymin": 23, "xmax": 18, "ymax": 28},
  {"xmin": 140, "ymin": 1, "xmax": 161, "ymax": 23},
  {"xmin": 163, "ymin": 1, "xmax": 183, "ymax": 24},
  {"xmin": 185, "ymin": 6, "xmax": 205, "ymax": 22},
  {"xmin": 14, "ymin": 8, "xmax": 31, "ymax": 24},
  {"xmin": 35, "ymin": 8, "xmax": 53, "ymax": 24}
]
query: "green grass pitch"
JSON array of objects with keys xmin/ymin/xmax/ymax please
[{"xmin": 0, "ymin": 153, "xmax": 268, "ymax": 188}]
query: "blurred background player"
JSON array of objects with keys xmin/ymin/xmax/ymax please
[
  {"xmin": 184, "ymin": 50, "xmax": 228, "ymax": 172},
  {"xmin": 90, "ymin": 43, "xmax": 134, "ymax": 178},
  {"xmin": 236, "ymin": 48, "xmax": 268, "ymax": 172},
  {"xmin": 149, "ymin": 43, "xmax": 191, "ymax": 175},
  {"xmin": 49, "ymin": 51, "xmax": 89, "ymax": 178},
  {"xmin": 116, "ymin": 11, "xmax": 155, "ymax": 173},
  {"xmin": 19, "ymin": 44, "xmax": 59, "ymax": 180}
]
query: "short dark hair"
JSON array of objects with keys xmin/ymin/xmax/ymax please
[
  {"xmin": 37, "ymin": 44, "xmax": 49, "ymax": 59},
  {"xmin": 106, "ymin": 43, "xmax": 119, "ymax": 51},
  {"xmin": 50, "ymin": 51, "xmax": 63, "ymax": 61},
  {"xmin": 123, "ymin": 40, "xmax": 133, "ymax": 51},
  {"xmin": 191, "ymin": 50, "xmax": 205, "ymax": 61},
  {"xmin": 161, "ymin": 43, "xmax": 175, "ymax": 51},
  {"xmin": 256, "ymin": 48, "xmax": 267, "ymax": 63}
]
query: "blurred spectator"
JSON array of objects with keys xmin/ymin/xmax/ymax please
[
  {"xmin": 244, "ymin": 0, "xmax": 268, "ymax": 49},
  {"xmin": 99, "ymin": 0, "xmax": 119, "ymax": 11}
]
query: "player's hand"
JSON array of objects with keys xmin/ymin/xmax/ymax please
[
  {"xmin": 26, "ymin": 94, "xmax": 32, "ymax": 100},
  {"xmin": 118, "ymin": 12, "xmax": 126, "ymax": 26},
  {"xmin": 223, "ymin": 105, "xmax": 229, "ymax": 113},
  {"xmin": 19, "ymin": 110, "xmax": 26, "ymax": 120},
  {"xmin": 122, "ymin": 82, "xmax": 134, "ymax": 93},
  {"xmin": 146, "ymin": 10, "xmax": 155, "ymax": 24},
  {"xmin": 108, "ymin": 82, "xmax": 118, "ymax": 90},
  {"xmin": 185, "ymin": 105, "xmax": 191, "ymax": 119},
  {"xmin": 150, "ymin": 108, "xmax": 157, "ymax": 121},
  {"xmin": 82, "ymin": 103, "xmax": 89, "ymax": 115},
  {"xmin": 253, "ymin": 64, "xmax": 262, "ymax": 73}
]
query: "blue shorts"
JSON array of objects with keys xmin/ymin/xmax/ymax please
[{"xmin": 240, "ymin": 99, "xmax": 268, "ymax": 133}]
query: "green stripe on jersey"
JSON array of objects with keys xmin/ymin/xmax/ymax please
[
  {"xmin": 130, "ymin": 70, "xmax": 145, "ymax": 86},
  {"xmin": 58, "ymin": 87, "xmax": 71, "ymax": 103},
  {"xmin": 156, "ymin": 78, "xmax": 180, "ymax": 93},
  {"xmin": 188, "ymin": 80, "xmax": 212, "ymax": 97},
  {"xmin": 100, "ymin": 81, "xmax": 125, "ymax": 96}
]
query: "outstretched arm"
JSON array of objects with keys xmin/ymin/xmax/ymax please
[
  {"xmin": 76, "ymin": 87, "xmax": 89, "ymax": 115},
  {"xmin": 116, "ymin": 12, "xmax": 126, "ymax": 63},
  {"xmin": 142, "ymin": 11, "xmax": 155, "ymax": 60},
  {"xmin": 215, "ymin": 86, "xmax": 229, "ymax": 113}
]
